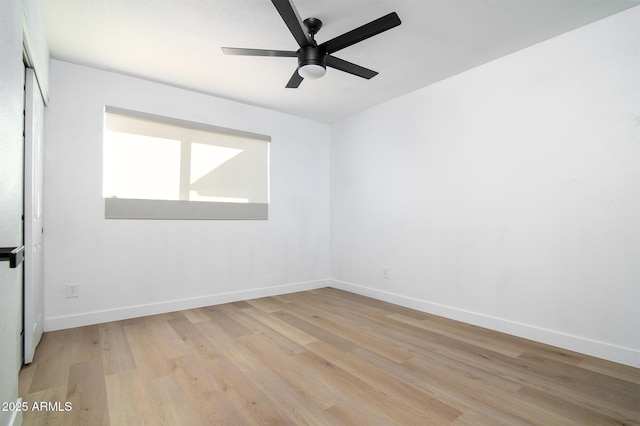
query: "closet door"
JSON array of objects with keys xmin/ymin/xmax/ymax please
[{"xmin": 24, "ymin": 67, "xmax": 45, "ymax": 364}]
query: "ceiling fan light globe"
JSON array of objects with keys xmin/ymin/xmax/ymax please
[{"xmin": 299, "ymin": 64, "xmax": 326, "ymax": 79}]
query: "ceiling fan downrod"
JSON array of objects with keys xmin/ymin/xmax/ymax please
[{"xmin": 303, "ymin": 17, "xmax": 323, "ymax": 45}]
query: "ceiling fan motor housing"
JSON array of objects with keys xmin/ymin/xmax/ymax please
[{"xmin": 298, "ymin": 45, "xmax": 327, "ymax": 71}]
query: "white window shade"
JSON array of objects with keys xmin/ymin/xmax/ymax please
[{"xmin": 103, "ymin": 107, "xmax": 270, "ymax": 219}]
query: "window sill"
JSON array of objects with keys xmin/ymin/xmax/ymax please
[{"xmin": 105, "ymin": 198, "xmax": 268, "ymax": 220}]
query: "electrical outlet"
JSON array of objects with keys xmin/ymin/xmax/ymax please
[
  {"xmin": 66, "ymin": 283, "xmax": 79, "ymax": 298},
  {"xmin": 383, "ymin": 267, "xmax": 389, "ymax": 279}
]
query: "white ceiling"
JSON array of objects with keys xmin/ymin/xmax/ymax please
[{"xmin": 39, "ymin": 0, "xmax": 639, "ymax": 123}]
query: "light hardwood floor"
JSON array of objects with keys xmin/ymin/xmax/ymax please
[{"xmin": 19, "ymin": 288, "xmax": 640, "ymax": 425}]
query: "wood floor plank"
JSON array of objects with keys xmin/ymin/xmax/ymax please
[
  {"xmin": 99, "ymin": 321, "xmax": 136, "ymax": 376},
  {"xmin": 18, "ymin": 361, "xmax": 37, "ymax": 397},
  {"xmin": 274, "ymin": 310, "xmax": 360, "ymax": 352},
  {"xmin": 70, "ymin": 324, "xmax": 102, "ymax": 363},
  {"xmin": 195, "ymin": 320, "xmax": 291, "ymax": 424},
  {"xmin": 517, "ymin": 351, "xmax": 639, "ymax": 408},
  {"xmin": 215, "ymin": 304, "xmax": 308, "ymax": 356},
  {"xmin": 387, "ymin": 312, "xmax": 526, "ymax": 358},
  {"xmin": 312, "ymin": 287, "xmax": 429, "ymax": 320},
  {"xmin": 326, "ymin": 400, "xmax": 396, "ymax": 426},
  {"xmin": 66, "ymin": 359, "xmax": 110, "ymax": 426},
  {"xmin": 306, "ymin": 340, "xmax": 463, "ymax": 424},
  {"xmin": 294, "ymin": 350, "xmax": 427, "ymax": 425},
  {"xmin": 579, "ymin": 357, "xmax": 640, "ymax": 385},
  {"xmin": 404, "ymin": 353, "xmax": 574, "ymax": 425},
  {"xmin": 413, "ymin": 334, "xmax": 640, "ymax": 423},
  {"xmin": 244, "ymin": 296, "xmax": 291, "ymax": 313},
  {"xmin": 196, "ymin": 314, "xmax": 344, "ymax": 424},
  {"xmin": 18, "ymin": 288, "xmax": 640, "ymax": 425},
  {"xmin": 171, "ymin": 315, "xmax": 295, "ymax": 424},
  {"xmin": 351, "ymin": 346, "xmax": 531, "ymax": 426},
  {"xmin": 514, "ymin": 352, "xmax": 640, "ymax": 419},
  {"xmin": 26, "ymin": 330, "xmax": 74, "ymax": 393},
  {"xmin": 238, "ymin": 333, "xmax": 343, "ymax": 409},
  {"xmin": 181, "ymin": 307, "xmax": 212, "ymax": 324},
  {"xmin": 104, "ymin": 370, "xmax": 151, "ymax": 426},
  {"xmin": 280, "ymin": 301, "xmax": 414, "ymax": 363},
  {"xmin": 20, "ymin": 385, "xmax": 68, "ymax": 426},
  {"xmin": 170, "ymin": 354, "xmax": 250, "ymax": 425},
  {"xmin": 142, "ymin": 374, "xmax": 200, "ymax": 426},
  {"xmin": 241, "ymin": 305, "xmax": 318, "ymax": 346},
  {"xmin": 123, "ymin": 321, "xmax": 181, "ymax": 380},
  {"xmin": 516, "ymin": 385, "xmax": 636, "ymax": 425},
  {"xmin": 201, "ymin": 305, "xmax": 253, "ymax": 338}
]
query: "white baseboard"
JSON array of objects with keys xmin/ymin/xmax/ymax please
[
  {"xmin": 329, "ymin": 279, "xmax": 639, "ymax": 368},
  {"xmin": 44, "ymin": 279, "xmax": 328, "ymax": 331},
  {"xmin": 8, "ymin": 398, "xmax": 23, "ymax": 426},
  {"xmin": 43, "ymin": 278, "xmax": 638, "ymax": 367}
]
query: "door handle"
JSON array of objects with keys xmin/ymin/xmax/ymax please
[{"xmin": 0, "ymin": 246, "xmax": 25, "ymax": 268}]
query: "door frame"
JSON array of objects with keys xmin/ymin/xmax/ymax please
[
  {"xmin": 22, "ymin": 24, "xmax": 48, "ymax": 364},
  {"xmin": 23, "ymin": 66, "xmax": 45, "ymax": 364}
]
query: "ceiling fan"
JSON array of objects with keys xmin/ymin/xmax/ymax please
[{"xmin": 221, "ymin": 0, "xmax": 401, "ymax": 88}]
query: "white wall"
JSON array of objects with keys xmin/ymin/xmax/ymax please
[
  {"xmin": 330, "ymin": 7, "xmax": 640, "ymax": 367},
  {"xmin": 44, "ymin": 60, "xmax": 330, "ymax": 329}
]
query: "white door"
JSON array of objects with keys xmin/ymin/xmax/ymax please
[{"xmin": 24, "ymin": 68, "xmax": 45, "ymax": 364}]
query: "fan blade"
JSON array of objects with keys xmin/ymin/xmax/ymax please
[
  {"xmin": 271, "ymin": 0, "xmax": 313, "ymax": 47},
  {"xmin": 326, "ymin": 55, "xmax": 378, "ymax": 79},
  {"xmin": 286, "ymin": 69, "xmax": 303, "ymax": 88},
  {"xmin": 320, "ymin": 12, "xmax": 401, "ymax": 54},
  {"xmin": 221, "ymin": 47, "xmax": 297, "ymax": 57}
]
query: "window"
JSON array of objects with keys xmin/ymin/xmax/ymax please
[{"xmin": 103, "ymin": 107, "xmax": 269, "ymax": 219}]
